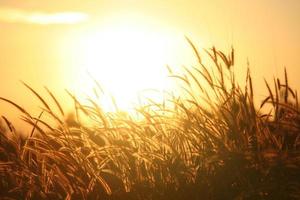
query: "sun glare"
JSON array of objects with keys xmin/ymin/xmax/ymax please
[{"xmin": 72, "ymin": 22, "xmax": 178, "ymax": 112}]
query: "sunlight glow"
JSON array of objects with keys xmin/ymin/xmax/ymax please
[{"xmin": 73, "ymin": 23, "xmax": 178, "ymax": 112}]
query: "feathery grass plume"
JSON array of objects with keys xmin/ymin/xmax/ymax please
[{"xmin": 0, "ymin": 42, "xmax": 300, "ymax": 199}]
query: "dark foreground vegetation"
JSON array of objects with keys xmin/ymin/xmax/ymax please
[{"xmin": 1, "ymin": 44, "xmax": 300, "ymax": 199}]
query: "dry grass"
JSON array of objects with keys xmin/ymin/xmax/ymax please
[{"xmin": 1, "ymin": 43, "xmax": 300, "ymax": 200}]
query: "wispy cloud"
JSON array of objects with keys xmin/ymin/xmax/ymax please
[{"xmin": 0, "ymin": 7, "xmax": 89, "ymax": 25}]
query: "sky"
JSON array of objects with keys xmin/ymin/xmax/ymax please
[{"xmin": 0, "ymin": 0, "xmax": 299, "ymax": 127}]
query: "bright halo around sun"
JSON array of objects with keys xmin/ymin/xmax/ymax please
[{"xmin": 73, "ymin": 22, "xmax": 178, "ymax": 112}]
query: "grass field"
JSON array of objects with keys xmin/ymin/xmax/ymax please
[{"xmin": 1, "ymin": 45, "xmax": 300, "ymax": 200}]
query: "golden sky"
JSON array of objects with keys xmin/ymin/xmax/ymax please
[{"xmin": 0, "ymin": 0, "xmax": 300, "ymax": 126}]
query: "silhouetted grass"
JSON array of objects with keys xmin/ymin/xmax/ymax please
[{"xmin": 0, "ymin": 43, "xmax": 299, "ymax": 200}]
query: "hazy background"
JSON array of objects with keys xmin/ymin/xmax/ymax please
[{"xmin": 0, "ymin": 0, "xmax": 299, "ymax": 128}]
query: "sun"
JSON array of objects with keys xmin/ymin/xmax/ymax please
[{"xmin": 70, "ymin": 21, "xmax": 178, "ymax": 112}]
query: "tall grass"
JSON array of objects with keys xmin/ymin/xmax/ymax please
[{"xmin": 0, "ymin": 43, "xmax": 300, "ymax": 199}]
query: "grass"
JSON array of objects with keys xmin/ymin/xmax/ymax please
[{"xmin": 0, "ymin": 43, "xmax": 300, "ymax": 200}]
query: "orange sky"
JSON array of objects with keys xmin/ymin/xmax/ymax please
[{"xmin": 0, "ymin": 0, "xmax": 300, "ymax": 127}]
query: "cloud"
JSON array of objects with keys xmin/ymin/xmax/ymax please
[{"xmin": 0, "ymin": 7, "xmax": 89, "ymax": 25}]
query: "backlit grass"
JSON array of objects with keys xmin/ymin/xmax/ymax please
[{"xmin": 1, "ymin": 43, "xmax": 299, "ymax": 200}]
